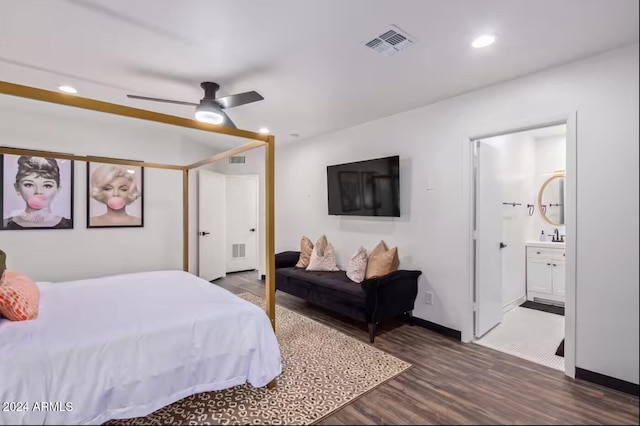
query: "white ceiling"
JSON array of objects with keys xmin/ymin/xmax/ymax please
[
  {"xmin": 0, "ymin": 91, "xmax": 247, "ymax": 153},
  {"xmin": 0, "ymin": 0, "xmax": 638, "ymax": 145}
]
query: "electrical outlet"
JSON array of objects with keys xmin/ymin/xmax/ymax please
[{"xmin": 425, "ymin": 291, "xmax": 434, "ymax": 305}]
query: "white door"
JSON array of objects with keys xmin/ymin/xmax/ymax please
[
  {"xmin": 475, "ymin": 141, "xmax": 504, "ymax": 337},
  {"xmin": 198, "ymin": 170, "xmax": 226, "ymax": 281},
  {"xmin": 225, "ymin": 175, "xmax": 258, "ymax": 273}
]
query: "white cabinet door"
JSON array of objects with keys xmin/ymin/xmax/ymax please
[
  {"xmin": 527, "ymin": 259, "xmax": 552, "ymax": 294},
  {"xmin": 552, "ymin": 260, "xmax": 566, "ymax": 296}
]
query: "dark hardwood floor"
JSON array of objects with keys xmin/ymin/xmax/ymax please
[{"xmin": 215, "ymin": 271, "xmax": 639, "ymax": 425}]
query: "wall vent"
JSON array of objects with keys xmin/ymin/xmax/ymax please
[
  {"xmin": 232, "ymin": 243, "xmax": 246, "ymax": 258},
  {"xmin": 364, "ymin": 25, "xmax": 417, "ymax": 57},
  {"xmin": 229, "ymin": 156, "xmax": 246, "ymax": 164}
]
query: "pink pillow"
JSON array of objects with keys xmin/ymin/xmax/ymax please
[{"xmin": 0, "ymin": 270, "xmax": 40, "ymax": 321}]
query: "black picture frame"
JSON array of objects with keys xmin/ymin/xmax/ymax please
[
  {"xmin": 86, "ymin": 161, "xmax": 144, "ymax": 228},
  {"xmin": 1, "ymin": 150, "xmax": 74, "ymax": 231},
  {"xmin": 338, "ymin": 171, "xmax": 361, "ymax": 212}
]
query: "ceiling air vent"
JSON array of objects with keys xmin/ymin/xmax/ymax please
[
  {"xmin": 364, "ymin": 25, "xmax": 417, "ymax": 57},
  {"xmin": 229, "ymin": 155, "xmax": 246, "ymax": 164}
]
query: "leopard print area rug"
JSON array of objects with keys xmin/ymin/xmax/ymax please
[{"xmin": 108, "ymin": 292, "xmax": 411, "ymax": 425}]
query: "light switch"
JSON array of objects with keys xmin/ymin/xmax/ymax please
[{"xmin": 426, "ymin": 177, "xmax": 435, "ymax": 191}]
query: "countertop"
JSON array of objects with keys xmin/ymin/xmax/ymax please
[{"xmin": 525, "ymin": 240, "xmax": 565, "ymax": 249}]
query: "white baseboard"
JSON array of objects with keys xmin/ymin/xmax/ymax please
[{"xmin": 503, "ymin": 295, "xmax": 526, "ymax": 314}]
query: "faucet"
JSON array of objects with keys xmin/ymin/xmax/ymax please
[{"xmin": 553, "ymin": 228, "xmax": 560, "ymax": 242}]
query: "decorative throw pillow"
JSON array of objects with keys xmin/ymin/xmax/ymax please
[
  {"xmin": 365, "ymin": 240, "xmax": 400, "ymax": 279},
  {"xmin": 306, "ymin": 242, "xmax": 340, "ymax": 272},
  {"xmin": 314, "ymin": 235, "xmax": 328, "ymax": 257},
  {"xmin": 346, "ymin": 246, "xmax": 368, "ymax": 283},
  {"xmin": 295, "ymin": 236, "xmax": 314, "ymax": 268},
  {"xmin": 0, "ymin": 270, "xmax": 40, "ymax": 321}
]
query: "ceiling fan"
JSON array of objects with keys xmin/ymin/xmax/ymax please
[{"xmin": 126, "ymin": 82, "xmax": 264, "ymax": 129}]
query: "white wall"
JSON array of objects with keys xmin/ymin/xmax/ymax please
[
  {"xmin": 533, "ymin": 135, "xmax": 567, "ymax": 238},
  {"xmin": 275, "ymin": 45, "xmax": 639, "ymax": 384},
  {"xmin": 0, "ymin": 96, "xmax": 218, "ymax": 282}
]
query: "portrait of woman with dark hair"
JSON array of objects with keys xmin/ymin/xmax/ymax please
[{"xmin": 1, "ymin": 154, "xmax": 74, "ymax": 230}]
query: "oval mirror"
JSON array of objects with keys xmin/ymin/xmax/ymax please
[{"xmin": 538, "ymin": 174, "xmax": 565, "ymax": 226}]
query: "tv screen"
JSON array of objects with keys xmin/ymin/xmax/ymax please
[{"xmin": 327, "ymin": 155, "xmax": 400, "ymax": 217}]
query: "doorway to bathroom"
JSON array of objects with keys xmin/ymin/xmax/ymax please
[{"xmin": 471, "ymin": 122, "xmax": 571, "ymax": 372}]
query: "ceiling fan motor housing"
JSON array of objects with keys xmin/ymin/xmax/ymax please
[{"xmin": 201, "ymin": 82, "xmax": 220, "ymax": 100}]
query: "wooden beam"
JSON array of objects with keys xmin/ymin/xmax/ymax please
[
  {"xmin": 0, "ymin": 80, "xmax": 270, "ymax": 143},
  {"xmin": 265, "ymin": 135, "xmax": 276, "ymax": 331},
  {"xmin": 0, "ymin": 146, "xmax": 184, "ymax": 170},
  {"xmin": 186, "ymin": 140, "xmax": 265, "ymax": 170},
  {"xmin": 183, "ymin": 169, "xmax": 189, "ymax": 272}
]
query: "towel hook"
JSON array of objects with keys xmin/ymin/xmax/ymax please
[{"xmin": 526, "ymin": 204, "xmax": 535, "ymax": 216}]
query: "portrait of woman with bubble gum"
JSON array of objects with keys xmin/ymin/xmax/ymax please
[
  {"xmin": 1, "ymin": 155, "xmax": 73, "ymax": 230},
  {"xmin": 87, "ymin": 163, "xmax": 143, "ymax": 228}
]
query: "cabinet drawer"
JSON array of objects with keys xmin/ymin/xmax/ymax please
[{"xmin": 527, "ymin": 247, "xmax": 565, "ymax": 261}]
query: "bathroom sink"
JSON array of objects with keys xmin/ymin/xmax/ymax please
[{"xmin": 525, "ymin": 240, "xmax": 566, "ymax": 248}]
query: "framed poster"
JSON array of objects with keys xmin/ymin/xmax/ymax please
[
  {"xmin": 1, "ymin": 152, "xmax": 74, "ymax": 230},
  {"xmin": 87, "ymin": 162, "xmax": 143, "ymax": 228}
]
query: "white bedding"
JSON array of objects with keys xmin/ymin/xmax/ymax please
[{"xmin": 0, "ymin": 270, "xmax": 282, "ymax": 425}]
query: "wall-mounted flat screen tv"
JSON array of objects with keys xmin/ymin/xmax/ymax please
[{"xmin": 327, "ymin": 155, "xmax": 400, "ymax": 217}]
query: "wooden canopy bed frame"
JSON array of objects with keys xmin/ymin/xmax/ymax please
[
  {"xmin": 0, "ymin": 80, "xmax": 276, "ymax": 335},
  {"xmin": 0, "ymin": 81, "xmax": 278, "ymax": 401}
]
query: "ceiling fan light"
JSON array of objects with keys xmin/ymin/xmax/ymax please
[{"xmin": 195, "ymin": 110, "xmax": 224, "ymax": 125}]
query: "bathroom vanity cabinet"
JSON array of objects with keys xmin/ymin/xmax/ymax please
[{"xmin": 525, "ymin": 242, "xmax": 566, "ymax": 305}]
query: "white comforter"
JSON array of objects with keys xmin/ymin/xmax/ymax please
[{"xmin": 0, "ymin": 270, "xmax": 282, "ymax": 425}]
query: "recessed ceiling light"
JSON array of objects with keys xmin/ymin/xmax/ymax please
[
  {"xmin": 58, "ymin": 85, "xmax": 78, "ymax": 94},
  {"xmin": 259, "ymin": 127, "xmax": 270, "ymax": 134},
  {"xmin": 472, "ymin": 34, "xmax": 496, "ymax": 49}
]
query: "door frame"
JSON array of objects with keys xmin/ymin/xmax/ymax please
[
  {"xmin": 225, "ymin": 174, "xmax": 260, "ymax": 273},
  {"xmin": 463, "ymin": 112, "xmax": 577, "ymax": 378}
]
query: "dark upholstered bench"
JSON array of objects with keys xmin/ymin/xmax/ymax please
[{"xmin": 275, "ymin": 251, "xmax": 421, "ymax": 343}]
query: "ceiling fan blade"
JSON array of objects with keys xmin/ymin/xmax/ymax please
[
  {"xmin": 219, "ymin": 109, "xmax": 237, "ymax": 129},
  {"xmin": 213, "ymin": 91, "xmax": 264, "ymax": 109},
  {"xmin": 127, "ymin": 94, "xmax": 198, "ymax": 106}
]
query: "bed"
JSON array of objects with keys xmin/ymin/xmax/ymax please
[{"xmin": 0, "ymin": 270, "xmax": 282, "ymax": 425}]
